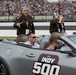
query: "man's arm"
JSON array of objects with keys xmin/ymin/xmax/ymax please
[{"xmin": 13, "ymin": 16, "xmax": 23, "ymax": 28}]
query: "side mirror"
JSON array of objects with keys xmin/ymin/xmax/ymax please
[{"xmin": 59, "ymin": 51, "xmax": 76, "ymax": 57}]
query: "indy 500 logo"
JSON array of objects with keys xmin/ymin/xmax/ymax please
[{"xmin": 32, "ymin": 54, "xmax": 60, "ymax": 75}]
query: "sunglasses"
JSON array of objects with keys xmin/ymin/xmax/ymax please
[
  {"xmin": 31, "ymin": 36, "xmax": 36, "ymax": 38},
  {"xmin": 55, "ymin": 42, "xmax": 59, "ymax": 44}
]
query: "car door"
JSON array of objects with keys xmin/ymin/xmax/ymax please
[{"xmin": 20, "ymin": 45, "xmax": 76, "ymax": 75}]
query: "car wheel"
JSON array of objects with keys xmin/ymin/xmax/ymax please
[{"xmin": 0, "ymin": 60, "xmax": 10, "ymax": 75}]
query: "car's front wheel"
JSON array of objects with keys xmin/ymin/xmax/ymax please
[{"xmin": 0, "ymin": 60, "xmax": 10, "ymax": 75}]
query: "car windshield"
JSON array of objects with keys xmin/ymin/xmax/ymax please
[{"xmin": 67, "ymin": 35, "xmax": 76, "ymax": 44}]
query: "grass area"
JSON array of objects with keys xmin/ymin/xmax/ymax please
[{"xmin": 0, "ymin": 36, "xmax": 16, "ymax": 40}]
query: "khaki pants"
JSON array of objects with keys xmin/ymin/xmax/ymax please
[{"xmin": 16, "ymin": 34, "xmax": 28, "ymax": 42}]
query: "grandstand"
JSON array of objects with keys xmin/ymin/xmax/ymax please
[
  {"xmin": 0, "ymin": 0, "xmax": 76, "ymax": 39},
  {"xmin": 0, "ymin": 0, "xmax": 76, "ymax": 22}
]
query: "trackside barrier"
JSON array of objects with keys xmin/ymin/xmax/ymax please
[{"xmin": 0, "ymin": 22, "xmax": 76, "ymax": 38}]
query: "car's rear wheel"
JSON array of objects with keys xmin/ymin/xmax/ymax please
[{"xmin": 0, "ymin": 60, "xmax": 10, "ymax": 75}]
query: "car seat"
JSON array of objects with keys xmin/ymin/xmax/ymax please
[{"xmin": 40, "ymin": 41, "xmax": 49, "ymax": 49}]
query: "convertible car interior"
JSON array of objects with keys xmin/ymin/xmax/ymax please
[
  {"xmin": 0, "ymin": 35, "xmax": 76, "ymax": 75},
  {"xmin": 0, "ymin": 36, "xmax": 68, "ymax": 51}
]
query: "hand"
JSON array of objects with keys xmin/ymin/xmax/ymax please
[
  {"xmin": 61, "ymin": 31, "xmax": 67, "ymax": 35},
  {"xmin": 16, "ymin": 22, "xmax": 23, "ymax": 28},
  {"xmin": 64, "ymin": 32, "xmax": 67, "ymax": 34}
]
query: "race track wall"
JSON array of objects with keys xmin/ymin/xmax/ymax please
[{"xmin": 0, "ymin": 22, "xmax": 76, "ymax": 37}]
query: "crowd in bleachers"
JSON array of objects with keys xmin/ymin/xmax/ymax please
[{"xmin": 0, "ymin": 0, "xmax": 76, "ymax": 20}]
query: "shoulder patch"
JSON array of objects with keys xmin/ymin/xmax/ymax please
[{"xmin": 16, "ymin": 16, "xmax": 20, "ymax": 20}]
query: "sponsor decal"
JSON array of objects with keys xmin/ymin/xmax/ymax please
[{"xmin": 32, "ymin": 54, "xmax": 60, "ymax": 75}]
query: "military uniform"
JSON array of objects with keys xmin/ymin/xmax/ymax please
[{"xmin": 13, "ymin": 14, "xmax": 35, "ymax": 42}]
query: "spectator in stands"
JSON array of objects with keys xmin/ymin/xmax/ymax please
[
  {"xmin": 13, "ymin": 6, "xmax": 35, "ymax": 42},
  {"xmin": 0, "ymin": 0, "xmax": 75, "ymax": 21},
  {"xmin": 46, "ymin": 36, "xmax": 59, "ymax": 50},
  {"xmin": 24, "ymin": 33, "xmax": 40, "ymax": 48}
]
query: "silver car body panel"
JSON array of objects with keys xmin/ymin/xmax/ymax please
[{"xmin": 0, "ymin": 35, "xmax": 76, "ymax": 75}]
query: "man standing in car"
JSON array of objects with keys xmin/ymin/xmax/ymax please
[
  {"xmin": 13, "ymin": 6, "xmax": 35, "ymax": 42},
  {"xmin": 57, "ymin": 15, "xmax": 66, "ymax": 34},
  {"xmin": 49, "ymin": 18, "xmax": 62, "ymax": 34}
]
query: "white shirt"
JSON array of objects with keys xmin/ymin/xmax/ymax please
[{"xmin": 24, "ymin": 41, "xmax": 40, "ymax": 48}]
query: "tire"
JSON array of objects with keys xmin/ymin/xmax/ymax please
[{"xmin": 0, "ymin": 60, "xmax": 10, "ymax": 75}]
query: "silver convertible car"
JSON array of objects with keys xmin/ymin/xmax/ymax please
[{"xmin": 0, "ymin": 34, "xmax": 76, "ymax": 75}]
